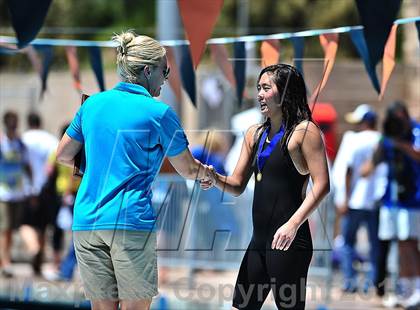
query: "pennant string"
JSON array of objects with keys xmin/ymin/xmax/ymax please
[{"xmin": 0, "ymin": 17, "xmax": 418, "ymax": 48}]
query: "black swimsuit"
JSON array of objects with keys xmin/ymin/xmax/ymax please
[{"xmin": 232, "ymin": 135, "xmax": 313, "ymax": 310}]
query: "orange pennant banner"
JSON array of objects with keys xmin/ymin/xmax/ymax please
[
  {"xmin": 260, "ymin": 40, "xmax": 280, "ymax": 68},
  {"xmin": 379, "ymin": 24, "xmax": 398, "ymax": 101},
  {"xmin": 209, "ymin": 43, "xmax": 236, "ymax": 88},
  {"xmin": 178, "ymin": 0, "xmax": 224, "ymax": 69},
  {"xmin": 165, "ymin": 46, "xmax": 183, "ymax": 104},
  {"xmin": 310, "ymin": 33, "xmax": 339, "ymax": 103}
]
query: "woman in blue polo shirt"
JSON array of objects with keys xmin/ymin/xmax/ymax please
[{"xmin": 57, "ymin": 31, "xmax": 212, "ymax": 310}]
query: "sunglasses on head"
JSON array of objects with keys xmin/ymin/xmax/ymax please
[{"xmin": 163, "ymin": 66, "xmax": 170, "ymax": 80}]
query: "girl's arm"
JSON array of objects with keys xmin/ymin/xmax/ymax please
[
  {"xmin": 202, "ymin": 125, "xmax": 260, "ymax": 197},
  {"xmin": 272, "ymin": 121, "xmax": 330, "ymax": 250}
]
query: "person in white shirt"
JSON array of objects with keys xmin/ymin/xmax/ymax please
[
  {"xmin": 0, "ymin": 111, "xmax": 32, "ymax": 277},
  {"xmin": 20, "ymin": 112, "xmax": 58, "ymax": 275},
  {"xmin": 22, "ymin": 113, "xmax": 58, "ymax": 195},
  {"xmin": 361, "ymin": 101, "xmax": 420, "ymax": 308},
  {"xmin": 337, "ymin": 104, "xmax": 384, "ymax": 294}
]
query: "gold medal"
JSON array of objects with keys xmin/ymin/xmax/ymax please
[{"xmin": 256, "ymin": 172, "xmax": 262, "ymax": 182}]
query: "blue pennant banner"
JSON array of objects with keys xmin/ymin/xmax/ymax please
[
  {"xmin": 6, "ymin": 0, "xmax": 52, "ymax": 48},
  {"xmin": 355, "ymin": 0, "xmax": 402, "ymax": 65},
  {"xmin": 179, "ymin": 44, "xmax": 196, "ymax": 107},
  {"xmin": 291, "ymin": 36, "xmax": 305, "ymax": 77},
  {"xmin": 233, "ymin": 41, "xmax": 246, "ymax": 106},
  {"xmin": 88, "ymin": 46, "xmax": 105, "ymax": 91},
  {"xmin": 349, "ymin": 29, "xmax": 380, "ymax": 93},
  {"xmin": 355, "ymin": 0, "xmax": 402, "ymax": 94},
  {"xmin": 34, "ymin": 44, "xmax": 53, "ymax": 97}
]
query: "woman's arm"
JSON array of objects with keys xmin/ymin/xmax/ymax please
[
  {"xmin": 272, "ymin": 121, "xmax": 330, "ymax": 250},
  {"xmin": 56, "ymin": 133, "xmax": 82, "ymax": 167},
  {"xmin": 360, "ymin": 139, "xmax": 419, "ymax": 179},
  {"xmin": 203, "ymin": 125, "xmax": 260, "ymax": 196},
  {"xmin": 168, "ymin": 148, "xmax": 210, "ymax": 180},
  {"xmin": 336, "ymin": 166, "xmax": 353, "ymax": 215},
  {"xmin": 360, "ymin": 143, "xmax": 384, "ymax": 177},
  {"xmin": 393, "ymin": 140, "xmax": 420, "ymax": 162}
]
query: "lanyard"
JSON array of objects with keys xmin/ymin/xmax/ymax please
[{"xmin": 256, "ymin": 124, "xmax": 285, "ymax": 177}]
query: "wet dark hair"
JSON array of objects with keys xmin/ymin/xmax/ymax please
[
  {"xmin": 383, "ymin": 101, "xmax": 412, "ymax": 141},
  {"xmin": 256, "ymin": 63, "xmax": 312, "ymax": 148}
]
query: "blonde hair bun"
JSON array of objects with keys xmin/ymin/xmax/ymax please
[
  {"xmin": 111, "ymin": 30, "xmax": 166, "ymax": 84},
  {"xmin": 112, "ymin": 30, "xmax": 136, "ymax": 59}
]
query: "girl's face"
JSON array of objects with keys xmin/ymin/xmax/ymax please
[
  {"xmin": 146, "ymin": 56, "xmax": 169, "ymax": 97},
  {"xmin": 257, "ymin": 72, "xmax": 281, "ymax": 118}
]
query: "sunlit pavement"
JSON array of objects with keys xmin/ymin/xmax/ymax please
[
  {"xmin": 158, "ymin": 268, "xmax": 388, "ymax": 309},
  {"xmin": 0, "ymin": 263, "xmax": 394, "ymax": 309}
]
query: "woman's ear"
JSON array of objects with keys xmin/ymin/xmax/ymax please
[{"xmin": 144, "ymin": 66, "xmax": 151, "ymax": 79}]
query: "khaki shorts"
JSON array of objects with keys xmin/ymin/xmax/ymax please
[
  {"xmin": 73, "ymin": 230, "xmax": 158, "ymax": 300},
  {"xmin": 0, "ymin": 201, "xmax": 25, "ymax": 231}
]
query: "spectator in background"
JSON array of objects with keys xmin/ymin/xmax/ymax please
[
  {"xmin": 0, "ymin": 111, "xmax": 32, "ymax": 278},
  {"xmin": 43, "ymin": 123, "xmax": 81, "ymax": 281},
  {"xmin": 192, "ymin": 130, "xmax": 228, "ymax": 175},
  {"xmin": 22, "ymin": 113, "xmax": 58, "ymax": 200},
  {"xmin": 337, "ymin": 104, "xmax": 385, "ymax": 294},
  {"xmin": 362, "ymin": 101, "xmax": 420, "ymax": 308},
  {"xmin": 191, "ymin": 130, "xmax": 238, "ymax": 261},
  {"xmin": 20, "ymin": 112, "xmax": 58, "ymax": 275}
]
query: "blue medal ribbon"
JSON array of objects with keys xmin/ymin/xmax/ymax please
[{"xmin": 257, "ymin": 124, "xmax": 285, "ymax": 174}]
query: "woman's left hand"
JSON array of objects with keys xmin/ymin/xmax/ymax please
[{"xmin": 271, "ymin": 221, "xmax": 299, "ymax": 251}]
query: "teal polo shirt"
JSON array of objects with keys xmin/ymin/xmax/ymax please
[{"xmin": 66, "ymin": 82, "xmax": 188, "ymax": 231}]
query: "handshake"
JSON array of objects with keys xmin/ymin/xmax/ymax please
[{"xmin": 200, "ymin": 164, "xmax": 217, "ymax": 190}]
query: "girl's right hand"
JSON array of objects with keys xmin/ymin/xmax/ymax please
[{"xmin": 200, "ymin": 165, "xmax": 216, "ymax": 190}]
